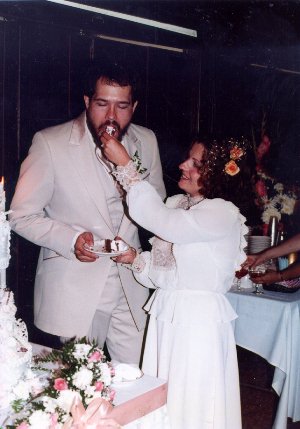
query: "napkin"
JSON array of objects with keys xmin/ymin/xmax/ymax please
[{"xmin": 112, "ymin": 362, "xmax": 142, "ymax": 383}]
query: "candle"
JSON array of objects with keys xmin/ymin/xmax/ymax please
[
  {"xmin": 0, "ymin": 176, "xmax": 5, "ymax": 212},
  {"xmin": 0, "ymin": 177, "xmax": 10, "ymax": 288}
]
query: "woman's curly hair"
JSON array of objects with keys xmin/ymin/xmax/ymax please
[{"xmin": 199, "ymin": 137, "xmax": 258, "ymax": 222}]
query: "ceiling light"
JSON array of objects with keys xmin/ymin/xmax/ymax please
[{"xmin": 46, "ymin": 0, "xmax": 197, "ymax": 38}]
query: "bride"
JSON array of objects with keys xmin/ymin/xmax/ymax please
[{"xmin": 99, "ymin": 133, "xmax": 250, "ymax": 429}]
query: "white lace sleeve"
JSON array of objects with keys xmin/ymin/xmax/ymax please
[{"xmin": 112, "ymin": 160, "xmax": 142, "ymax": 191}]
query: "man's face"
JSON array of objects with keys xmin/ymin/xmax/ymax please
[{"xmin": 84, "ymin": 77, "xmax": 138, "ymax": 141}]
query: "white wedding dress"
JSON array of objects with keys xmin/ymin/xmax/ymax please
[{"xmin": 119, "ymin": 175, "xmax": 248, "ymax": 429}]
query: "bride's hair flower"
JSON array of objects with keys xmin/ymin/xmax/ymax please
[
  {"xmin": 230, "ymin": 146, "xmax": 244, "ymax": 160},
  {"xmin": 224, "ymin": 160, "xmax": 240, "ymax": 176}
]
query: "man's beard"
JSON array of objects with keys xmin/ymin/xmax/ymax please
[{"xmin": 86, "ymin": 115, "xmax": 129, "ymax": 147}]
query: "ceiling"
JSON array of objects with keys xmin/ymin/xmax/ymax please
[{"xmin": 0, "ymin": 1, "xmax": 299, "ymax": 51}]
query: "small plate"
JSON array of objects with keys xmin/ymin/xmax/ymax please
[
  {"xmin": 84, "ymin": 239, "xmax": 129, "ymax": 257},
  {"xmin": 111, "ymin": 372, "xmax": 144, "ymax": 388}
]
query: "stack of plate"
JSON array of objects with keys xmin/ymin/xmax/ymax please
[{"xmin": 247, "ymin": 235, "xmax": 271, "ymax": 255}]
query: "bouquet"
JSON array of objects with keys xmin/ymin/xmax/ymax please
[{"xmin": 10, "ymin": 338, "xmax": 115, "ymax": 429}]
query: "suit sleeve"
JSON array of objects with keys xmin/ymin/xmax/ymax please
[{"xmin": 9, "ymin": 132, "xmax": 77, "ymax": 259}]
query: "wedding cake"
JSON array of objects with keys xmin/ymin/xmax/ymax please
[
  {"xmin": 0, "ymin": 178, "xmax": 37, "ymax": 419},
  {"xmin": 0, "ymin": 288, "xmax": 33, "ymax": 410}
]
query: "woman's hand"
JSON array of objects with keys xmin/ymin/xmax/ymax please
[
  {"xmin": 112, "ymin": 247, "xmax": 137, "ymax": 264},
  {"xmin": 111, "ymin": 236, "xmax": 137, "ymax": 264},
  {"xmin": 242, "ymin": 253, "xmax": 266, "ymax": 270},
  {"xmin": 100, "ymin": 132, "xmax": 131, "ymax": 166}
]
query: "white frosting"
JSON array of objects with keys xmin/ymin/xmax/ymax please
[
  {"xmin": 0, "ymin": 289, "xmax": 33, "ymax": 410},
  {"xmin": 0, "ymin": 211, "xmax": 11, "ymax": 270}
]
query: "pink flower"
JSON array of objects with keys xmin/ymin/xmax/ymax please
[
  {"xmin": 256, "ymin": 180, "xmax": 267, "ymax": 197},
  {"xmin": 109, "ymin": 389, "xmax": 116, "ymax": 401},
  {"xmin": 17, "ymin": 423, "xmax": 29, "ymax": 429},
  {"xmin": 95, "ymin": 381, "xmax": 104, "ymax": 391},
  {"xmin": 88, "ymin": 351, "xmax": 103, "ymax": 362},
  {"xmin": 54, "ymin": 377, "xmax": 68, "ymax": 391}
]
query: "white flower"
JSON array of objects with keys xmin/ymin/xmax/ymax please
[
  {"xmin": 100, "ymin": 363, "xmax": 112, "ymax": 385},
  {"xmin": 262, "ymin": 206, "xmax": 281, "ymax": 223},
  {"xmin": 84, "ymin": 385, "xmax": 96, "ymax": 397},
  {"xmin": 56, "ymin": 389, "xmax": 81, "ymax": 413},
  {"xmin": 73, "ymin": 344, "xmax": 92, "ymax": 360},
  {"xmin": 72, "ymin": 367, "xmax": 93, "ymax": 389},
  {"xmin": 28, "ymin": 409, "xmax": 52, "ymax": 429},
  {"xmin": 274, "ymin": 183, "xmax": 284, "ymax": 192},
  {"xmin": 281, "ymin": 195, "xmax": 296, "ymax": 215},
  {"xmin": 13, "ymin": 380, "xmax": 31, "ymax": 400},
  {"xmin": 26, "ymin": 373, "xmax": 46, "ymax": 396},
  {"xmin": 42, "ymin": 396, "xmax": 57, "ymax": 414}
]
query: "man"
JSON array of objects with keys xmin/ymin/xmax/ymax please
[{"xmin": 10, "ymin": 61, "xmax": 166, "ymax": 364}]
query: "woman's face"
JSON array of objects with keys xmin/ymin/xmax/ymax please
[{"xmin": 178, "ymin": 143, "xmax": 205, "ymax": 197}]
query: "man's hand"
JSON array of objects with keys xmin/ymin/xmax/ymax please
[
  {"xmin": 100, "ymin": 132, "xmax": 131, "ymax": 166},
  {"xmin": 74, "ymin": 231, "xmax": 97, "ymax": 262},
  {"xmin": 250, "ymin": 270, "xmax": 279, "ymax": 285}
]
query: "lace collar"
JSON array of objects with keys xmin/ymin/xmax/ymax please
[{"xmin": 177, "ymin": 194, "xmax": 205, "ymax": 210}]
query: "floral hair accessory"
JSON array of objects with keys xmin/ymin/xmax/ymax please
[
  {"xmin": 205, "ymin": 137, "xmax": 248, "ymax": 177},
  {"xmin": 225, "ymin": 159, "xmax": 240, "ymax": 176},
  {"xmin": 224, "ymin": 137, "xmax": 247, "ymax": 176}
]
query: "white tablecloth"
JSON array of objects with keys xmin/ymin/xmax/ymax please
[{"xmin": 227, "ymin": 288, "xmax": 300, "ymax": 429}]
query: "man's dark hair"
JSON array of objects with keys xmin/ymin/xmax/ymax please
[{"xmin": 83, "ymin": 60, "xmax": 140, "ymax": 103}]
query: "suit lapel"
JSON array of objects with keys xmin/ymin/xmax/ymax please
[
  {"xmin": 118, "ymin": 127, "xmax": 141, "ymax": 238},
  {"xmin": 68, "ymin": 113, "xmax": 114, "ymax": 234}
]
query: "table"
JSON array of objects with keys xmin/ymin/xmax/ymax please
[
  {"xmin": 32, "ymin": 344, "xmax": 170, "ymax": 429},
  {"xmin": 227, "ymin": 288, "xmax": 300, "ymax": 429}
]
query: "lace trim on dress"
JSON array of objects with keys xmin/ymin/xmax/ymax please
[
  {"xmin": 236, "ymin": 212, "xmax": 249, "ymax": 269},
  {"xmin": 151, "ymin": 237, "xmax": 176, "ymax": 271},
  {"xmin": 112, "ymin": 160, "xmax": 141, "ymax": 192},
  {"xmin": 131, "ymin": 253, "xmax": 146, "ymax": 273},
  {"xmin": 176, "ymin": 194, "xmax": 205, "ymax": 210}
]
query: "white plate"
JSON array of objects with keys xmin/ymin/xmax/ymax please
[
  {"xmin": 111, "ymin": 372, "xmax": 144, "ymax": 388},
  {"xmin": 84, "ymin": 239, "xmax": 129, "ymax": 257}
]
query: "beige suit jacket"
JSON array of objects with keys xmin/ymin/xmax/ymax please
[{"xmin": 10, "ymin": 112, "xmax": 166, "ymax": 337}]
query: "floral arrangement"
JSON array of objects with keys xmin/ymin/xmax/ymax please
[
  {"xmin": 9, "ymin": 338, "xmax": 115, "ymax": 429},
  {"xmin": 255, "ymin": 170, "xmax": 297, "ymax": 224},
  {"xmin": 254, "ymin": 134, "xmax": 298, "ymax": 225}
]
